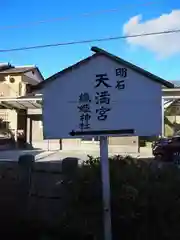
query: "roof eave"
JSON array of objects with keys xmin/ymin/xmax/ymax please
[
  {"xmin": 24, "ymin": 67, "xmax": 44, "ymax": 81},
  {"xmin": 32, "ymin": 46, "xmax": 174, "ymax": 91},
  {"xmin": 91, "ymin": 46, "xmax": 174, "ymax": 89},
  {"xmin": 0, "ymin": 67, "xmax": 44, "ymax": 82}
]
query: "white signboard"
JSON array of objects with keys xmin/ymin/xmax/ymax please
[
  {"xmin": 43, "ymin": 55, "xmax": 162, "ymax": 139},
  {"xmin": 42, "ymin": 51, "xmax": 166, "ymax": 240},
  {"xmin": 70, "ymin": 69, "xmax": 134, "ymax": 137}
]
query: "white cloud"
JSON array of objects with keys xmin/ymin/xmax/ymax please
[{"xmin": 123, "ymin": 10, "xmax": 180, "ymax": 58}]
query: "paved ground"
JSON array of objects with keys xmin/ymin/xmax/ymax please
[
  {"xmin": 0, "ymin": 149, "xmax": 55, "ymax": 161},
  {"xmin": 0, "ymin": 146, "xmax": 153, "ymax": 162}
]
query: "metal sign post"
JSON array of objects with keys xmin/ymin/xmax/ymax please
[
  {"xmin": 42, "ymin": 45, "xmax": 165, "ymax": 240},
  {"xmin": 100, "ymin": 135, "xmax": 112, "ymax": 240},
  {"xmin": 70, "ymin": 129, "xmax": 134, "ymax": 240}
]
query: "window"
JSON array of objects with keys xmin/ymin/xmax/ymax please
[{"xmin": 9, "ymin": 77, "xmax": 15, "ymax": 83}]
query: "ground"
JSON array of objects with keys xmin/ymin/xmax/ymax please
[{"xmin": 0, "ymin": 146, "xmax": 153, "ymax": 162}]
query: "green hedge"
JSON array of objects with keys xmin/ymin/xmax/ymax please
[
  {"xmin": 15, "ymin": 156, "xmax": 180, "ymax": 239},
  {"xmin": 48, "ymin": 155, "xmax": 180, "ymax": 239}
]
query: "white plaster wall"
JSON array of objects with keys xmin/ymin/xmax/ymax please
[{"xmin": 43, "ymin": 54, "xmax": 162, "ymax": 138}]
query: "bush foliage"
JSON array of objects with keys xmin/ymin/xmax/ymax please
[
  {"xmin": 56, "ymin": 155, "xmax": 180, "ymax": 239},
  {"xmin": 14, "ymin": 155, "xmax": 180, "ymax": 239}
]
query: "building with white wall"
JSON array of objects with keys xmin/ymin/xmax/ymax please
[{"xmin": 1, "ymin": 48, "xmax": 180, "ymax": 151}]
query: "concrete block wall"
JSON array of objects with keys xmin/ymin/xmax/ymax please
[{"xmin": 108, "ymin": 136, "xmax": 138, "ymax": 146}]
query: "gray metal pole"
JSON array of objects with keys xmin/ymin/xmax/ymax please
[{"xmin": 100, "ymin": 136, "xmax": 112, "ymax": 240}]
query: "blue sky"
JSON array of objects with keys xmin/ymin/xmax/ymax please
[{"xmin": 0, "ymin": 0, "xmax": 180, "ymax": 81}]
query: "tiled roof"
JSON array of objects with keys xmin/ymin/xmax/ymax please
[
  {"xmin": 0, "ymin": 63, "xmax": 12, "ymax": 72},
  {"xmin": 0, "ymin": 63, "xmax": 44, "ymax": 82},
  {"xmin": 0, "ymin": 66, "xmax": 36, "ymax": 74},
  {"xmin": 33, "ymin": 46, "xmax": 174, "ymax": 90}
]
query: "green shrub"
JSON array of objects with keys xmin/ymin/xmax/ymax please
[
  {"xmin": 58, "ymin": 155, "xmax": 180, "ymax": 239},
  {"xmin": 18, "ymin": 156, "xmax": 180, "ymax": 239}
]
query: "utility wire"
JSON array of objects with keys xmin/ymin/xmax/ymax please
[
  {"xmin": 0, "ymin": 29, "xmax": 179, "ymax": 53},
  {"xmin": 0, "ymin": 1, "xmax": 157, "ymax": 30}
]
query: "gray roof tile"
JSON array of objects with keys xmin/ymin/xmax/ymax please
[
  {"xmin": 0, "ymin": 66, "xmax": 35, "ymax": 74},
  {"xmin": 33, "ymin": 46, "xmax": 174, "ymax": 90},
  {"xmin": 0, "ymin": 63, "xmax": 12, "ymax": 72}
]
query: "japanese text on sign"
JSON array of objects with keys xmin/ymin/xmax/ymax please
[
  {"xmin": 95, "ymin": 74, "xmax": 112, "ymax": 88},
  {"xmin": 95, "ymin": 91, "xmax": 110, "ymax": 105},
  {"xmin": 94, "ymin": 74, "xmax": 111, "ymax": 121},
  {"xmin": 78, "ymin": 93, "xmax": 91, "ymax": 130},
  {"xmin": 76, "ymin": 68, "xmax": 128, "ymax": 130},
  {"xmin": 115, "ymin": 67, "xmax": 127, "ymax": 90}
]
